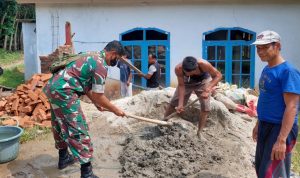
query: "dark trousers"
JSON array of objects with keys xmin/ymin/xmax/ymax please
[{"xmin": 255, "ymin": 121, "xmax": 298, "ymax": 178}]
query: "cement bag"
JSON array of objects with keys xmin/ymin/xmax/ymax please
[
  {"xmin": 224, "ymin": 88, "xmax": 246, "ymax": 104},
  {"xmin": 244, "ymin": 90, "xmax": 258, "ymax": 108},
  {"xmin": 214, "ymin": 93, "xmax": 237, "ymax": 110}
]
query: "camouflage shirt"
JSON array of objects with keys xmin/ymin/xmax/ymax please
[{"xmin": 45, "ymin": 51, "xmax": 108, "ymax": 96}]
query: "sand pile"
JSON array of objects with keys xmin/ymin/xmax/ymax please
[{"xmin": 94, "ymin": 88, "xmax": 257, "ymax": 178}]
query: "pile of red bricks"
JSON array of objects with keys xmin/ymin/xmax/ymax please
[
  {"xmin": 40, "ymin": 45, "xmax": 74, "ymax": 73},
  {"xmin": 0, "ymin": 73, "xmax": 53, "ymax": 128}
]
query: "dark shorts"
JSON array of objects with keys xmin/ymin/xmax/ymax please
[
  {"xmin": 255, "ymin": 121, "xmax": 298, "ymax": 178},
  {"xmin": 170, "ymin": 77, "xmax": 212, "ymax": 112}
]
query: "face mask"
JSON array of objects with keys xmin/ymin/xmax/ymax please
[{"xmin": 110, "ymin": 59, "xmax": 118, "ymax": 66}]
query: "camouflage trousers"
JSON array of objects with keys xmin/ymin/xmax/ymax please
[{"xmin": 44, "ymin": 87, "xmax": 93, "ymax": 164}]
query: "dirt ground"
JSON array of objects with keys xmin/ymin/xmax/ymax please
[{"xmin": 0, "ymin": 88, "xmax": 258, "ymax": 178}]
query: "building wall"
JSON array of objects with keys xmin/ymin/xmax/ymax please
[{"xmin": 34, "ymin": 3, "xmax": 300, "ymax": 87}]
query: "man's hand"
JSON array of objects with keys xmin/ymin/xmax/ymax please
[
  {"xmin": 137, "ymin": 73, "xmax": 144, "ymax": 77},
  {"xmin": 96, "ymin": 106, "xmax": 104, "ymax": 111},
  {"xmin": 252, "ymin": 123, "xmax": 258, "ymax": 142},
  {"xmin": 175, "ymin": 105, "xmax": 184, "ymax": 113},
  {"xmin": 95, "ymin": 104, "xmax": 104, "ymax": 111},
  {"xmin": 201, "ymin": 88, "xmax": 211, "ymax": 99},
  {"xmin": 201, "ymin": 91, "xmax": 210, "ymax": 99},
  {"xmin": 126, "ymin": 81, "xmax": 130, "ymax": 86},
  {"xmin": 271, "ymin": 139, "xmax": 286, "ymax": 160},
  {"xmin": 113, "ymin": 107, "xmax": 126, "ymax": 117}
]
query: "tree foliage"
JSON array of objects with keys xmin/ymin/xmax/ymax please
[{"xmin": 0, "ymin": 0, "xmax": 35, "ymax": 50}]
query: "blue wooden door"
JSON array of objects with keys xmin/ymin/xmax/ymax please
[
  {"xmin": 203, "ymin": 44, "xmax": 227, "ymax": 82},
  {"xmin": 230, "ymin": 42, "xmax": 255, "ymax": 88},
  {"xmin": 121, "ymin": 41, "xmax": 145, "ymax": 87},
  {"xmin": 146, "ymin": 41, "xmax": 170, "ymax": 87},
  {"xmin": 203, "ymin": 27, "xmax": 256, "ymax": 88},
  {"xmin": 120, "ymin": 28, "xmax": 170, "ymax": 88}
]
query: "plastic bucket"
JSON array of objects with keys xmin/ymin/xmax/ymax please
[{"xmin": 0, "ymin": 126, "xmax": 23, "ymax": 163}]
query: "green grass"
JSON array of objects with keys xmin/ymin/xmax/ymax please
[
  {"xmin": 0, "ymin": 64, "xmax": 25, "ymax": 88},
  {"xmin": 292, "ymin": 115, "xmax": 300, "ymax": 174},
  {"xmin": 0, "ymin": 49, "xmax": 22, "ymax": 66},
  {"xmin": 20, "ymin": 126, "xmax": 52, "ymax": 144}
]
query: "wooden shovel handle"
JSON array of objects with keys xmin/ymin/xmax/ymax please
[
  {"xmin": 120, "ymin": 57, "xmax": 143, "ymax": 74},
  {"xmin": 102, "ymin": 108, "xmax": 172, "ymax": 126},
  {"xmin": 164, "ymin": 98, "xmax": 200, "ymax": 120},
  {"xmin": 125, "ymin": 113, "xmax": 172, "ymax": 126}
]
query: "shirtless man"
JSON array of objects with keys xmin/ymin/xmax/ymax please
[{"xmin": 164, "ymin": 56, "xmax": 222, "ymax": 140}]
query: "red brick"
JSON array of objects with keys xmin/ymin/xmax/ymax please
[
  {"xmin": 20, "ymin": 106, "xmax": 33, "ymax": 113},
  {"xmin": 19, "ymin": 98, "xmax": 24, "ymax": 103},
  {"xmin": 28, "ymin": 99, "xmax": 42, "ymax": 106},
  {"xmin": 38, "ymin": 109, "xmax": 47, "ymax": 121},
  {"xmin": 36, "ymin": 81, "xmax": 45, "ymax": 87},
  {"xmin": 0, "ymin": 100, "xmax": 7, "ymax": 109},
  {"xmin": 35, "ymin": 88, "xmax": 43, "ymax": 94},
  {"xmin": 40, "ymin": 74, "xmax": 52, "ymax": 82},
  {"xmin": 24, "ymin": 120, "xmax": 35, "ymax": 128},
  {"xmin": 41, "ymin": 120, "xmax": 52, "ymax": 128},
  {"xmin": 23, "ymin": 84, "xmax": 32, "ymax": 90},
  {"xmin": 20, "ymin": 94, "xmax": 27, "ymax": 99},
  {"xmin": 39, "ymin": 94, "xmax": 50, "ymax": 109},
  {"xmin": 11, "ymin": 98, "xmax": 19, "ymax": 111},
  {"xmin": 30, "ymin": 78, "xmax": 39, "ymax": 90},
  {"xmin": 17, "ymin": 91, "xmax": 25, "ymax": 95},
  {"xmin": 2, "ymin": 119, "xmax": 16, "ymax": 126},
  {"xmin": 24, "ymin": 98, "xmax": 31, "ymax": 103},
  {"xmin": 14, "ymin": 110, "xmax": 19, "ymax": 116},
  {"xmin": 0, "ymin": 111, "xmax": 5, "ymax": 116},
  {"xmin": 32, "ymin": 103, "xmax": 46, "ymax": 116},
  {"xmin": 27, "ymin": 90, "xmax": 39, "ymax": 101},
  {"xmin": 16, "ymin": 84, "xmax": 26, "ymax": 92},
  {"xmin": 12, "ymin": 116, "xmax": 24, "ymax": 127},
  {"xmin": 46, "ymin": 112, "xmax": 51, "ymax": 119},
  {"xmin": 31, "ymin": 74, "xmax": 41, "ymax": 81}
]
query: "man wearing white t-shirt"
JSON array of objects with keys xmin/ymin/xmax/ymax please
[{"xmin": 139, "ymin": 54, "xmax": 161, "ymax": 89}]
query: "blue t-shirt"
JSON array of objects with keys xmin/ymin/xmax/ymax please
[
  {"xmin": 257, "ymin": 61, "xmax": 300, "ymax": 124},
  {"xmin": 117, "ymin": 60, "xmax": 131, "ymax": 83}
]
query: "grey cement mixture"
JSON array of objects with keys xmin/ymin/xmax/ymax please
[{"xmin": 119, "ymin": 123, "xmax": 225, "ymax": 177}]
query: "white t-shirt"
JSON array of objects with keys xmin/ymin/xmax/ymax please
[{"xmin": 148, "ymin": 64, "xmax": 157, "ymax": 75}]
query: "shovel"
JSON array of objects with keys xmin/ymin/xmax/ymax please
[
  {"xmin": 163, "ymin": 98, "xmax": 200, "ymax": 121},
  {"xmin": 102, "ymin": 108, "xmax": 172, "ymax": 126},
  {"xmin": 120, "ymin": 57, "xmax": 143, "ymax": 75},
  {"xmin": 120, "ymin": 57, "xmax": 164, "ymax": 90},
  {"xmin": 125, "ymin": 113, "xmax": 172, "ymax": 126}
]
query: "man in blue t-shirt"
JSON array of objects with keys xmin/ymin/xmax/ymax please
[
  {"xmin": 252, "ymin": 30, "xmax": 300, "ymax": 178},
  {"xmin": 117, "ymin": 57, "xmax": 132, "ymax": 97}
]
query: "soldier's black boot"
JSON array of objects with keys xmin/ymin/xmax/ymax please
[
  {"xmin": 58, "ymin": 148, "xmax": 76, "ymax": 170},
  {"xmin": 81, "ymin": 162, "xmax": 99, "ymax": 178}
]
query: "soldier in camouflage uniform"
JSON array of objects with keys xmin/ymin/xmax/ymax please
[{"xmin": 43, "ymin": 41, "xmax": 126, "ymax": 178}]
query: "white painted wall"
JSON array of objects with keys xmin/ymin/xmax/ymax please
[
  {"xmin": 34, "ymin": 3, "xmax": 300, "ymax": 87},
  {"xmin": 22, "ymin": 22, "xmax": 39, "ymax": 80}
]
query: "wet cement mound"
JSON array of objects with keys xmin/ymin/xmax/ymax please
[{"xmin": 119, "ymin": 123, "xmax": 224, "ymax": 178}]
